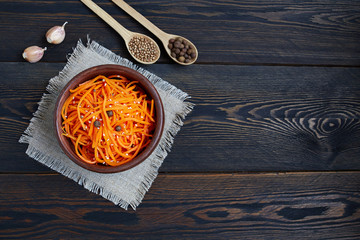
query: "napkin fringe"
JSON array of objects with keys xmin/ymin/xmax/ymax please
[
  {"xmin": 19, "ymin": 38, "xmax": 194, "ymax": 210},
  {"xmin": 19, "ymin": 93, "xmax": 54, "ymax": 144}
]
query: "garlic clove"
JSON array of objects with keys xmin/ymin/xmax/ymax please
[
  {"xmin": 22, "ymin": 46, "xmax": 47, "ymax": 63},
  {"xmin": 46, "ymin": 21, "xmax": 68, "ymax": 44}
]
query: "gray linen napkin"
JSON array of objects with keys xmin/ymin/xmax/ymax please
[{"xmin": 19, "ymin": 39, "xmax": 194, "ymax": 210}]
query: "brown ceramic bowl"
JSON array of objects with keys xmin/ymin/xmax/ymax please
[{"xmin": 54, "ymin": 64, "xmax": 164, "ymax": 173}]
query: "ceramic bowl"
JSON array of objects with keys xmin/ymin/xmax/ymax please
[{"xmin": 54, "ymin": 64, "xmax": 164, "ymax": 173}]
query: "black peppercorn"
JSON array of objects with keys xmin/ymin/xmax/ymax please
[
  {"xmin": 94, "ymin": 120, "xmax": 101, "ymax": 128},
  {"xmin": 167, "ymin": 37, "xmax": 197, "ymax": 63},
  {"xmin": 115, "ymin": 125, "xmax": 122, "ymax": 132},
  {"xmin": 174, "ymin": 40, "xmax": 181, "ymax": 48},
  {"xmin": 106, "ymin": 110, "xmax": 113, "ymax": 117}
]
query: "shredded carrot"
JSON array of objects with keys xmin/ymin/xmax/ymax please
[{"xmin": 61, "ymin": 75, "xmax": 156, "ymax": 166}]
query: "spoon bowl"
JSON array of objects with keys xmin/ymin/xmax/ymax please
[
  {"xmin": 81, "ymin": 0, "xmax": 160, "ymax": 65},
  {"xmin": 162, "ymin": 34, "xmax": 198, "ymax": 66},
  {"xmin": 125, "ymin": 33, "xmax": 160, "ymax": 65}
]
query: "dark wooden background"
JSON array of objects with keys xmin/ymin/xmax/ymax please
[{"xmin": 1, "ymin": 0, "xmax": 360, "ymax": 239}]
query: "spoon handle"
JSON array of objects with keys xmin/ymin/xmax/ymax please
[
  {"xmin": 81, "ymin": 0, "xmax": 132, "ymax": 41},
  {"xmin": 111, "ymin": 0, "xmax": 168, "ymax": 40}
]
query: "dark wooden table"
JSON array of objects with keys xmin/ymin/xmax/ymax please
[{"xmin": 1, "ymin": 0, "xmax": 360, "ymax": 239}]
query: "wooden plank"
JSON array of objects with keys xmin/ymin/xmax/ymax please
[
  {"xmin": 1, "ymin": 0, "xmax": 360, "ymax": 65},
  {"xmin": 0, "ymin": 172, "xmax": 359, "ymax": 239},
  {"xmin": 1, "ymin": 63, "xmax": 360, "ymax": 172}
]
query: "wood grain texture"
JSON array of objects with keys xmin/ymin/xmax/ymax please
[
  {"xmin": 1, "ymin": 63, "xmax": 359, "ymax": 172},
  {"xmin": 0, "ymin": 172, "xmax": 359, "ymax": 239},
  {"xmin": 1, "ymin": 1, "xmax": 359, "ymax": 239},
  {"xmin": 151, "ymin": 64, "xmax": 360, "ymax": 171},
  {"xmin": 0, "ymin": 0, "xmax": 360, "ymax": 65}
]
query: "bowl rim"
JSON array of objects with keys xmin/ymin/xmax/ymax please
[{"xmin": 54, "ymin": 64, "xmax": 164, "ymax": 173}]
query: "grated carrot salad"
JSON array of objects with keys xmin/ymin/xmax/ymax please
[{"xmin": 61, "ymin": 74, "xmax": 155, "ymax": 166}]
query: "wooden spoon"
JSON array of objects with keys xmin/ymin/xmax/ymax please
[
  {"xmin": 81, "ymin": 0, "xmax": 160, "ymax": 65},
  {"xmin": 111, "ymin": 0, "xmax": 198, "ymax": 65}
]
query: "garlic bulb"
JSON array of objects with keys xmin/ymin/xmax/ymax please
[
  {"xmin": 22, "ymin": 46, "xmax": 47, "ymax": 63},
  {"xmin": 46, "ymin": 22, "xmax": 68, "ymax": 44}
]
